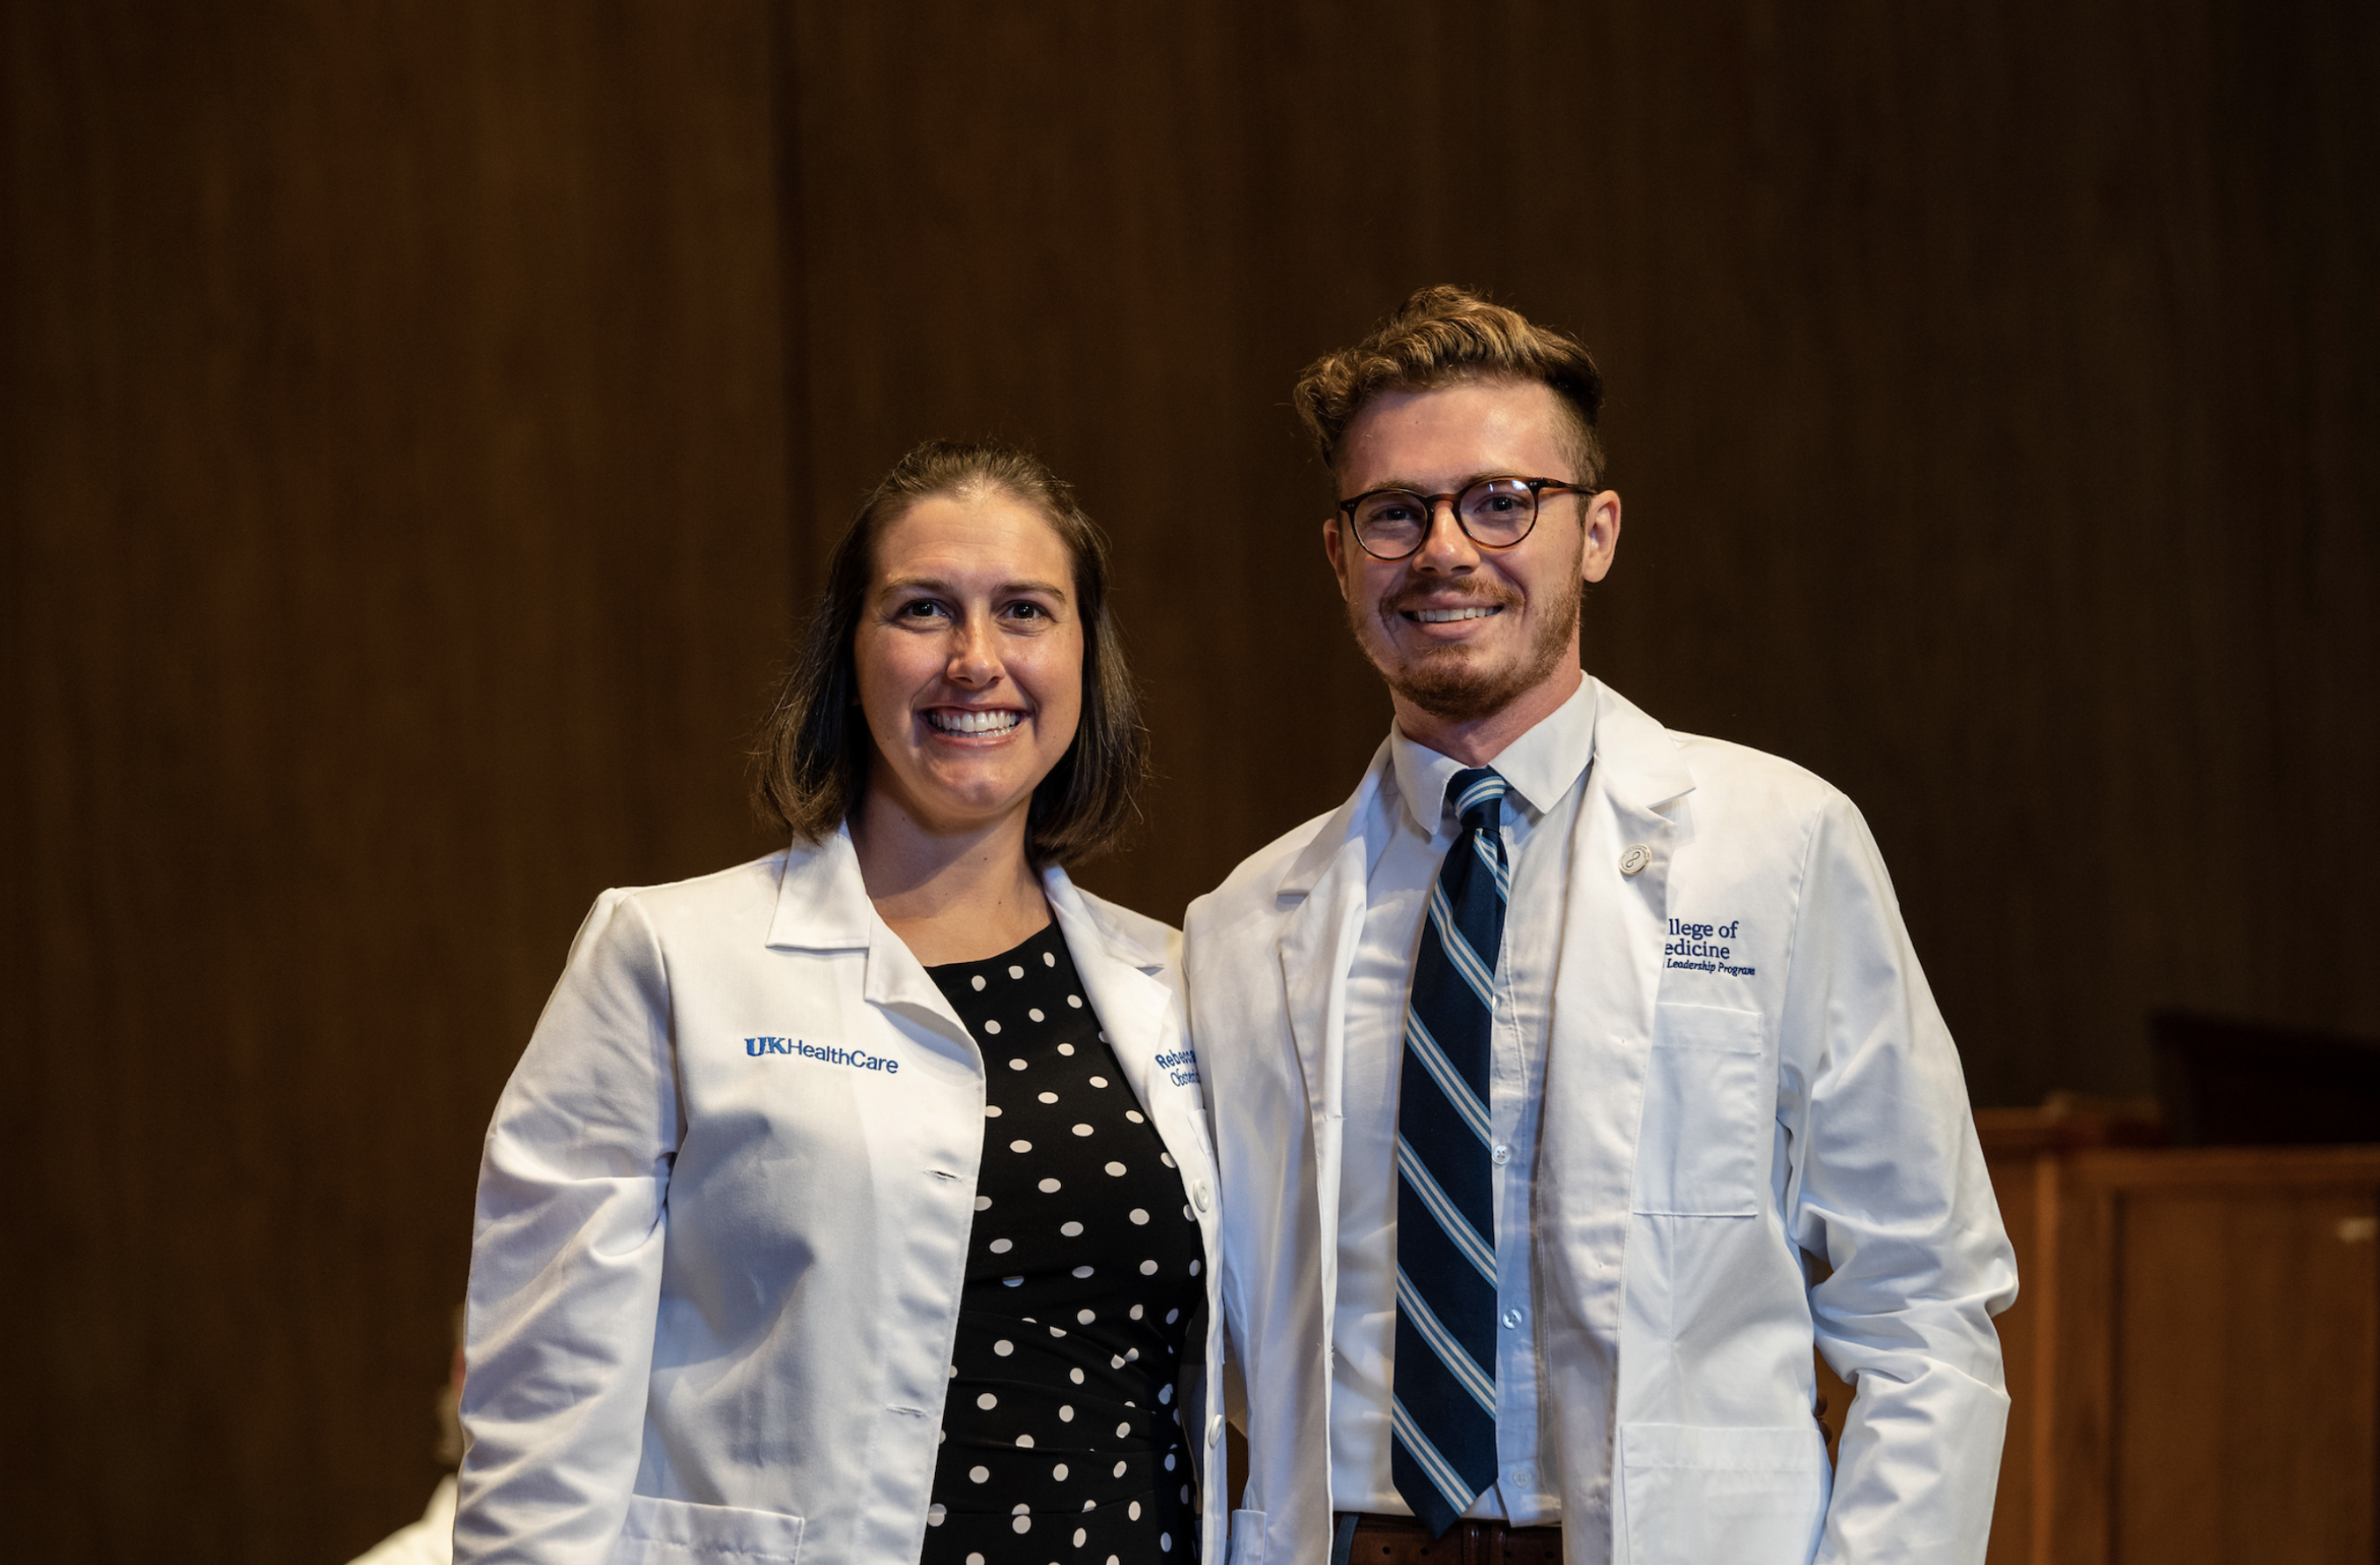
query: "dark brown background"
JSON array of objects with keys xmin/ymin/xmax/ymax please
[{"xmin": 5, "ymin": 2, "xmax": 2374, "ymax": 1561}]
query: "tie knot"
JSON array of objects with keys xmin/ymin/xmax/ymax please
[{"xmin": 1446, "ymin": 767, "xmax": 1506, "ymax": 831}]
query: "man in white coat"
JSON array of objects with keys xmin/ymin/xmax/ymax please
[{"xmin": 1185, "ymin": 287, "xmax": 2016, "ymax": 1565}]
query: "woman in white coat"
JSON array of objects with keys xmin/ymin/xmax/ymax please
[{"xmin": 455, "ymin": 442, "xmax": 1227, "ymax": 1565}]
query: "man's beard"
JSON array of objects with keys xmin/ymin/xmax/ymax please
[{"xmin": 1350, "ymin": 570, "xmax": 1583, "ymax": 722}]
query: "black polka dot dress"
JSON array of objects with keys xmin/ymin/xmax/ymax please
[{"xmin": 919, "ymin": 923, "xmax": 1205, "ymax": 1565}]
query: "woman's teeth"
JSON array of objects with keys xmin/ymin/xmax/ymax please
[
  {"xmin": 1413, "ymin": 606, "xmax": 1500, "ymax": 623},
  {"xmin": 928, "ymin": 709, "xmax": 1023, "ymax": 734}
]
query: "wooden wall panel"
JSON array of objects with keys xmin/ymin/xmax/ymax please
[
  {"xmin": 1, "ymin": 4, "xmax": 790, "ymax": 1561},
  {"xmin": 782, "ymin": 0, "xmax": 2380, "ymax": 1108}
]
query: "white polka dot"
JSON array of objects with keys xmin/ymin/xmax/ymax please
[
  {"xmin": 1118, "ymin": 1423, "xmax": 1134, "ymax": 1440},
  {"xmin": 1077, "ymin": 1307, "xmax": 1095, "ymax": 1323},
  {"xmin": 1057, "ymin": 1043, "xmax": 1076, "ymax": 1056},
  {"xmin": 1013, "ymin": 1505, "xmax": 1031, "ymax": 1515},
  {"xmin": 1009, "ymin": 1059, "xmax": 1029, "ymax": 1072},
  {"xmin": 989, "ymin": 1238, "xmax": 1013, "ymax": 1253},
  {"xmin": 968, "ymin": 1467, "xmax": 989, "ymax": 1484},
  {"xmin": 1126, "ymin": 1347, "xmax": 1140, "ymax": 1362},
  {"xmin": 1072, "ymin": 1123, "xmax": 1094, "ymax": 1137},
  {"xmin": 949, "ymin": 1363, "xmax": 959, "ymax": 1377},
  {"xmin": 1038, "ymin": 1091, "xmax": 1059, "ymax": 1104},
  {"xmin": 1016, "ymin": 1434, "xmax": 1035, "ymax": 1447},
  {"xmin": 1129, "ymin": 1207, "xmax": 1149, "ymax": 1224},
  {"xmin": 978, "ymin": 1392, "xmax": 998, "ymax": 1409},
  {"xmin": 975, "ymin": 1196, "xmax": 993, "ymax": 1211},
  {"xmin": 984, "ymin": 1105, "xmax": 1002, "ymax": 1118},
  {"xmin": 1165, "ymin": 1308, "xmax": 1179, "ymax": 1324},
  {"xmin": 1053, "ymin": 1462, "xmax": 1070, "ymax": 1481},
  {"xmin": 1158, "ymin": 1383, "xmax": 1172, "ymax": 1403},
  {"xmin": 1060, "ymin": 1221, "xmax": 1084, "ymax": 1236},
  {"xmin": 1159, "ymin": 1152, "xmax": 1176, "ymax": 1168},
  {"xmin": 971, "ymin": 975, "xmax": 987, "ymax": 991},
  {"xmin": 1044, "ymin": 951, "xmax": 1058, "ymax": 967},
  {"xmin": 1012, "ymin": 1514, "xmax": 1032, "ymax": 1534},
  {"xmin": 1130, "ymin": 1304, "xmax": 1145, "ymax": 1321},
  {"xmin": 1067, "ymin": 995, "xmax": 1084, "ymax": 1009},
  {"xmin": 1059, "ymin": 1404, "xmax": 1074, "ymax": 1420},
  {"xmin": 969, "ymin": 1554, "xmax": 987, "ymax": 1565},
  {"xmin": 1071, "ymin": 1369, "xmax": 1087, "ymax": 1384},
  {"xmin": 1105, "ymin": 1161, "xmax": 1128, "ymax": 1176},
  {"xmin": 994, "ymin": 1339, "xmax": 1014, "ymax": 1356},
  {"xmin": 928, "ymin": 1504, "xmax": 947, "ymax": 1526},
  {"xmin": 1140, "ymin": 1259, "xmax": 1158, "ymax": 1274},
  {"xmin": 1072, "ymin": 1264, "xmax": 1094, "ymax": 1278},
  {"xmin": 1182, "ymin": 1205, "xmax": 1194, "ymax": 1220},
  {"xmin": 1030, "ymin": 1008, "xmax": 1045, "ymax": 1023},
  {"xmin": 1126, "ymin": 1111, "xmax": 1145, "ymax": 1123},
  {"xmin": 1009, "ymin": 1140, "xmax": 1032, "ymax": 1153},
  {"xmin": 1128, "ymin": 1499, "xmax": 1141, "ymax": 1519},
  {"xmin": 1088, "ymin": 1075, "xmax": 1109, "ymax": 1087},
  {"xmin": 1049, "ymin": 1325, "xmax": 1067, "ymax": 1337},
  {"xmin": 1009, "ymin": 965, "xmax": 1026, "ymax": 980},
  {"xmin": 1038, "ymin": 1177, "xmax": 1062, "ymax": 1193},
  {"xmin": 1099, "ymin": 1032, "xmax": 1108, "ymax": 1042},
  {"xmin": 1073, "ymin": 1527, "xmax": 1087, "ymax": 1546},
  {"xmin": 1191, "ymin": 1259, "xmax": 1201, "ymax": 1275},
  {"xmin": 1112, "ymin": 1462, "xmax": 1127, "ymax": 1478},
  {"xmin": 1109, "ymin": 1354, "xmax": 1124, "ymax": 1369},
  {"xmin": 1182, "ymin": 1484, "xmax": 1191, "ymax": 1502},
  {"xmin": 1003, "ymin": 1275, "xmax": 1024, "ymax": 1286},
  {"xmin": 1162, "ymin": 1533, "xmax": 1172, "ymax": 1552}
]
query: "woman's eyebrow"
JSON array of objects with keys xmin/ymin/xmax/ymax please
[{"xmin": 876, "ymin": 575, "xmax": 1069, "ymax": 599}]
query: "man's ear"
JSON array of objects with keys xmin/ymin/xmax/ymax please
[
  {"xmin": 1583, "ymin": 490, "xmax": 1623, "ymax": 584},
  {"xmin": 1321, "ymin": 513, "xmax": 1351, "ymax": 597}
]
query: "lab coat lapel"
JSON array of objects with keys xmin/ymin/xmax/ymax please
[
  {"xmin": 1044, "ymin": 868, "xmax": 1173, "ymax": 1115},
  {"xmin": 1538, "ymin": 679, "xmax": 1696, "ymax": 1565}
]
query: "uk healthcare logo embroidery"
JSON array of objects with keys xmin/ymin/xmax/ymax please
[{"xmin": 744, "ymin": 1037, "xmax": 901, "ymax": 1074}]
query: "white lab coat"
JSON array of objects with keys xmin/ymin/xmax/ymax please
[
  {"xmin": 456, "ymin": 829, "xmax": 1229, "ymax": 1565},
  {"xmin": 1184, "ymin": 679, "xmax": 2015, "ymax": 1565}
]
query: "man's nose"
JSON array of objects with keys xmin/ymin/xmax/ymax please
[{"xmin": 1413, "ymin": 499, "xmax": 1481, "ymax": 570}]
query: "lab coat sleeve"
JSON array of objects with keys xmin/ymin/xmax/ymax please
[
  {"xmin": 1775, "ymin": 795, "xmax": 2018, "ymax": 1565},
  {"xmin": 455, "ymin": 889, "xmax": 681, "ymax": 1565}
]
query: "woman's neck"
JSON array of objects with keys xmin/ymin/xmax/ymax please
[{"xmin": 848, "ymin": 792, "xmax": 1051, "ymax": 967}]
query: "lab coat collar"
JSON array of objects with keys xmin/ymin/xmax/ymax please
[
  {"xmin": 1278, "ymin": 738, "xmax": 1392, "ymax": 900},
  {"xmin": 1584, "ymin": 676, "xmax": 1696, "ymax": 811},
  {"xmin": 763, "ymin": 825, "xmax": 874, "ymax": 951}
]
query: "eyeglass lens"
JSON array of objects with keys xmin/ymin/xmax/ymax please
[{"xmin": 1352, "ymin": 478, "xmax": 1543, "ymax": 556}]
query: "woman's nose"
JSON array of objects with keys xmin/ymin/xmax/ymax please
[{"xmin": 946, "ymin": 619, "xmax": 1000, "ymax": 684}]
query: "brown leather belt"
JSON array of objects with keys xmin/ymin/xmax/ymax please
[{"xmin": 1335, "ymin": 1512, "xmax": 1563, "ymax": 1565}]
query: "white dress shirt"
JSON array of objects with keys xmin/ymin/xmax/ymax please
[{"xmin": 1330, "ymin": 679, "xmax": 1597, "ymax": 1525}]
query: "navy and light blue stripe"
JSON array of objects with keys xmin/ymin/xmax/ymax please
[{"xmin": 1390, "ymin": 766, "xmax": 1508, "ymax": 1537}]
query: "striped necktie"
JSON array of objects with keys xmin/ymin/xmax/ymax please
[{"xmin": 1392, "ymin": 765, "xmax": 1508, "ymax": 1535}]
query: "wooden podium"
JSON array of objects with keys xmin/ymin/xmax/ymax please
[{"xmin": 1945, "ymin": 1111, "xmax": 2380, "ymax": 1562}]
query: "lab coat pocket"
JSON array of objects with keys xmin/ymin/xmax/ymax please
[
  {"xmin": 613, "ymin": 1494, "xmax": 804, "ymax": 1564},
  {"xmin": 1633, "ymin": 1003, "xmax": 1765, "ymax": 1216},
  {"xmin": 1619, "ymin": 1424, "xmax": 1829, "ymax": 1565},
  {"xmin": 1227, "ymin": 1509, "xmax": 1265, "ymax": 1565}
]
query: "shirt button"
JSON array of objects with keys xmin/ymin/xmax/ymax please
[
  {"xmin": 1491, "ymin": 1144, "xmax": 1511, "ymax": 1165},
  {"xmin": 1501, "ymin": 1307, "xmax": 1524, "ymax": 1329},
  {"xmin": 1510, "ymin": 1464, "xmax": 1535, "ymax": 1487}
]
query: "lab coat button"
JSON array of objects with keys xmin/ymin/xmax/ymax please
[
  {"xmin": 1619, "ymin": 844, "xmax": 1652, "ymax": 875},
  {"xmin": 1193, "ymin": 1181, "xmax": 1213, "ymax": 1213},
  {"xmin": 1208, "ymin": 1414, "xmax": 1223, "ymax": 1446},
  {"xmin": 1491, "ymin": 1144, "xmax": 1511, "ymax": 1165}
]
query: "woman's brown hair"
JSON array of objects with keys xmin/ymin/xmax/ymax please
[{"xmin": 752, "ymin": 439, "xmax": 1147, "ymax": 865}]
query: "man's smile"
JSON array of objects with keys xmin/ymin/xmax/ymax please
[{"xmin": 1406, "ymin": 605, "xmax": 1503, "ymax": 624}]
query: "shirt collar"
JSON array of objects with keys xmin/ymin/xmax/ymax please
[{"xmin": 1387, "ymin": 676, "xmax": 1599, "ymax": 839}]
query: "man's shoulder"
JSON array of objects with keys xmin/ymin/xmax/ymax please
[
  {"xmin": 1667, "ymin": 729, "xmax": 1844, "ymax": 817},
  {"xmin": 1184, "ymin": 808, "xmax": 1341, "ymax": 946}
]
